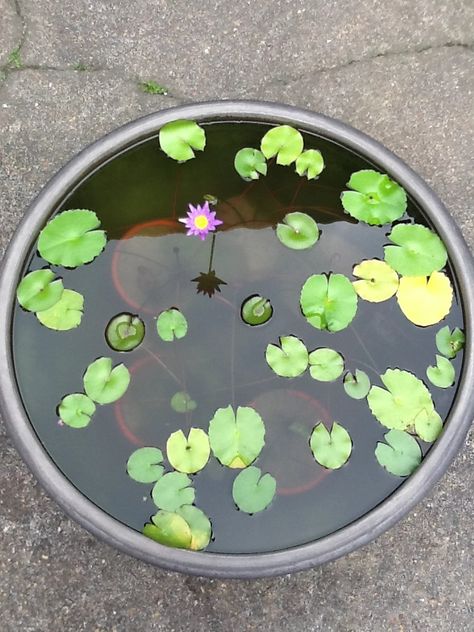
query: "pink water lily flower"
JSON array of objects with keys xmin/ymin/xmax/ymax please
[{"xmin": 179, "ymin": 201, "xmax": 223, "ymax": 240}]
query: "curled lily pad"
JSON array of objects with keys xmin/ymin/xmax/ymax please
[
  {"xmin": 127, "ymin": 447, "xmax": 164, "ymax": 483},
  {"xmin": 414, "ymin": 408, "xmax": 443, "ymax": 442},
  {"xmin": 38, "ymin": 209, "xmax": 106, "ymax": 268},
  {"xmin": 241, "ymin": 295, "xmax": 273, "ymax": 326},
  {"xmin": 308, "ymin": 348, "xmax": 344, "ymax": 382},
  {"xmin": 159, "ymin": 119, "xmax": 206, "ymax": 162},
  {"xmin": 176, "ymin": 505, "xmax": 212, "ymax": 550},
  {"xmin": 144, "ymin": 511, "xmax": 192, "ymax": 549},
  {"xmin": 36, "ymin": 289, "xmax": 84, "ymax": 331},
  {"xmin": 265, "ymin": 335, "xmax": 308, "ymax": 378},
  {"xmin": 170, "ymin": 391, "xmax": 197, "ymax": 413},
  {"xmin": 300, "ymin": 273, "xmax": 358, "ymax": 332},
  {"xmin": 58, "ymin": 393, "xmax": 96, "ymax": 428},
  {"xmin": 276, "ymin": 212, "xmax": 319, "ymax": 250},
  {"xmin": 151, "ymin": 472, "xmax": 195, "ymax": 511},
  {"xmin": 295, "ymin": 149, "xmax": 324, "ymax": 180},
  {"xmin": 156, "ymin": 308, "xmax": 188, "ymax": 341},
  {"xmin": 83, "ymin": 357, "xmax": 130, "ymax": 404},
  {"xmin": 436, "ymin": 326, "xmax": 465, "ymax": 359},
  {"xmin": 352, "ymin": 259, "xmax": 398, "ymax": 302},
  {"xmin": 343, "ymin": 370, "xmax": 371, "ymax": 399},
  {"xmin": 17, "ymin": 269, "xmax": 64, "ymax": 312},
  {"xmin": 396, "ymin": 272, "xmax": 453, "ymax": 327},
  {"xmin": 208, "ymin": 405, "xmax": 265, "ymax": 468},
  {"xmin": 426, "ymin": 355, "xmax": 455, "ymax": 388},
  {"xmin": 384, "ymin": 224, "xmax": 447, "ymax": 277},
  {"xmin": 105, "ymin": 313, "xmax": 145, "ymax": 352},
  {"xmin": 232, "ymin": 466, "xmax": 276, "ymax": 514},
  {"xmin": 166, "ymin": 428, "xmax": 210, "ymax": 474},
  {"xmin": 375, "ymin": 429, "xmax": 421, "ymax": 476},
  {"xmin": 341, "ymin": 170, "xmax": 407, "ymax": 225},
  {"xmin": 234, "ymin": 148, "xmax": 267, "ymax": 180},
  {"xmin": 260, "ymin": 125, "xmax": 303, "ymax": 165},
  {"xmin": 310, "ymin": 422, "xmax": 352, "ymax": 469}
]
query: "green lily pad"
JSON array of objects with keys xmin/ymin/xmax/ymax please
[
  {"xmin": 426, "ymin": 355, "xmax": 455, "ymax": 388},
  {"xmin": 232, "ymin": 466, "xmax": 276, "ymax": 514},
  {"xmin": 151, "ymin": 472, "xmax": 195, "ymax": 511},
  {"xmin": 414, "ymin": 408, "xmax": 443, "ymax": 442},
  {"xmin": 265, "ymin": 335, "xmax": 309, "ymax": 378},
  {"xmin": 435, "ymin": 326, "xmax": 465, "ymax": 359},
  {"xmin": 143, "ymin": 511, "xmax": 192, "ymax": 549},
  {"xmin": 58, "ymin": 393, "xmax": 96, "ymax": 428},
  {"xmin": 170, "ymin": 391, "xmax": 197, "ymax": 413},
  {"xmin": 105, "ymin": 313, "xmax": 145, "ymax": 352},
  {"xmin": 384, "ymin": 224, "xmax": 448, "ymax": 276},
  {"xmin": 166, "ymin": 428, "xmax": 210, "ymax": 474},
  {"xmin": 343, "ymin": 370, "xmax": 371, "ymax": 399},
  {"xmin": 260, "ymin": 125, "xmax": 304, "ymax": 165},
  {"xmin": 159, "ymin": 119, "xmax": 206, "ymax": 162},
  {"xmin": 295, "ymin": 149, "xmax": 324, "ymax": 180},
  {"xmin": 375, "ymin": 429, "xmax": 422, "ymax": 476},
  {"xmin": 234, "ymin": 148, "xmax": 267, "ymax": 180},
  {"xmin": 83, "ymin": 357, "xmax": 130, "ymax": 405},
  {"xmin": 38, "ymin": 209, "xmax": 106, "ymax": 268},
  {"xmin": 308, "ymin": 348, "xmax": 344, "ymax": 382},
  {"xmin": 352, "ymin": 259, "xmax": 399, "ymax": 302},
  {"xmin": 241, "ymin": 295, "xmax": 273, "ymax": 326},
  {"xmin": 176, "ymin": 505, "xmax": 212, "ymax": 550},
  {"xmin": 126, "ymin": 447, "xmax": 164, "ymax": 483},
  {"xmin": 310, "ymin": 422, "xmax": 352, "ymax": 469},
  {"xmin": 276, "ymin": 212, "xmax": 319, "ymax": 250},
  {"xmin": 300, "ymin": 273, "xmax": 358, "ymax": 332},
  {"xmin": 17, "ymin": 269, "xmax": 64, "ymax": 312},
  {"xmin": 156, "ymin": 308, "xmax": 188, "ymax": 341},
  {"xmin": 208, "ymin": 405, "xmax": 265, "ymax": 468},
  {"xmin": 341, "ymin": 170, "xmax": 407, "ymax": 225},
  {"xmin": 36, "ymin": 289, "xmax": 84, "ymax": 331}
]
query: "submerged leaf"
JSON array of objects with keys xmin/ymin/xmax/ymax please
[
  {"xmin": 300, "ymin": 273, "xmax": 358, "ymax": 332},
  {"xmin": 176, "ymin": 505, "xmax": 212, "ymax": 550},
  {"xmin": 159, "ymin": 119, "xmax": 206, "ymax": 162},
  {"xmin": 144, "ymin": 511, "xmax": 192, "ymax": 548},
  {"xmin": 151, "ymin": 472, "xmax": 195, "ymax": 511},
  {"xmin": 208, "ymin": 405, "xmax": 265, "ymax": 468},
  {"xmin": 105, "ymin": 313, "xmax": 145, "ymax": 352},
  {"xmin": 127, "ymin": 447, "xmax": 164, "ymax": 483},
  {"xmin": 414, "ymin": 408, "xmax": 443, "ymax": 442},
  {"xmin": 426, "ymin": 355, "xmax": 455, "ymax": 388},
  {"xmin": 310, "ymin": 422, "xmax": 352, "ymax": 469},
  {"xmin": 166, "ymin": 428, "xmax": 210, "ymax": 474},
  {"xmin": 341, "ymin": 170, "xmax": 407, "ymax": 225},
  {"xmin": 156, "ymin": 308, "xmax": 188, "ymax": 341},
  {"xmin": 352, "ymin": 259, "xmax": 398, "ymax": 302},
  {"xmin": 234, "ymin": 148, "xmax": 267, "ymax": 180},
  {"xmin": 260, "ymin": 125, "xmax": 304, "ymax": 165},
  {"xmin": 36, "ymin": 289, "xmax": 84, "ymax": 331},
  {"xmin": 83, "ymin": 357, "xmax": 130, "ymax": 404},
  {"xmin": 375, "ymin": 429, "xmax": 421, "ymax": 476},
  {"xmin": 58, "ymin": 393, "xmax": 96, "ymax": 428},
  {"xmin": 241, "ymin": 295, "xmax": 273, "ymax": 326},
  {"xmin": 265, "ymin": 335, "xmax": 309, "ymax": 378},
  {"xmin": 384, "ymin": 224, "xmax": 447, "ymax": 277},
  {"xmin": 38, "ymin": 209, "xmax": 106, "ymax": 268},
  {"xmin": 276, "ymin": 212, "xmax": 319, "ymax": 250},
  {"xmin": 170, "ymin": 391, "xmax": 197, "ymax": 413},
  {"xmin": 232, "ymin": 466, "xmax": 276, "ymax": 514},
  {"xmin": 17, "ymin": 269, "xmax": 64, "ymax": 312},
  {"xmin": 435, "ymin": 326, "xmax": 465, "ymax": 359},
  {"xmin": 396, "ymin": 272, "xmax": 453, "ymax": 327},
  {"xmin": 343, "ymin": 370, "xmax": 371, "ymax": 399},
  {"xmin": 308, "ymin": 348, "xmax": 344, "ymax": 382},
  {"xmin": 295, "ymin": 149, "xmax": 324, "ymax": 180}
]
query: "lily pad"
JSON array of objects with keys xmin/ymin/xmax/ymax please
[
  {"xmin": 435, "ymin": 326, "xmax": 465, "ymax": 359},
  {"xmin": 310, "ymin": 422, "xmax": 352, "ymax": 469},
  {"xmin": 384, "ymin": 224, "xmax": 448, "ymax": 277},
  {"xmin": 241, "ymin": 295, "xmax": 273, "ymax": 326},
  {"xmin": 151, "ymin": 472, "xmax": 195, "ymax": 511},
  {"xmin": 426, "ymin": 355, "xmax": 455, "ymax": 388},
  {"xmin": 166, "ymin": 428, "xmax": 210, "ymax": 473},
  {"xmin": 143, "ymin": 511, "xmax": 192, "ymax": 549},
  {"xmin": 156, "ymin": 308, "xmax": 188, "ymax": 341},
  {"xmin": 17, "ymin": 269, "xmax": 64, "ymax": 312},
  {"xmin": 265, "ymin": 335, "xmax": 309, "ymax": 378},
  {"xmin": 232, "ymin": 466, "xmax": 276, "ymax": 514},
  {"xmin": 105, "ymin": 313, "xmax": 145, "ymax": 351},
  {"xmin": 58, "ymin": 393, "xmax": 96, "ymax": 428},
  {"xmin": 36, "ymin": 289, "xmax": 84, "ymax": 331},
  {"xmin": 414, "ymin": 408, "xmax": 443, "ymax": 442},
  {"xmin": 375, "ymin": 429, "xmax": 422, "ymax": 476},
  {"xmin": 276, "ymin": 212, "xmax": 319, "ymax": 250},
  {"xmin": 170, "ymin": 391, "xmax": 197, "ymax": 413},
  {"xmin": 38, "ymin": 209, "xmax": 106, "ymax": 268},
  {"xmin": 300, "ymin": 273, "xmax": 358, "ymax": 332},
  {"xmin": 126, "ymin": 447, "xmax": 164, "ymax": 483},
  {"xmin": 159, "ymin": 119, "xmax": 206, "ymax": 162},
  {"xmin": 352, "ymin": 259, "xmax": 399, "ymax": 302},
  {"xmin": 260, "ymin": 125, "xmax": 304, "ymax": 165},
  {"xmin": 341, "ymin": 170, "xmax": 407, "ymax": 225},
  {"xmin": 343, "ymin": 370, "xmax": 371, "ymax": 399},
  {"xmin": 83, "ymin": 357, "xmax": 130, "ymax": 405},
  {"xmin": 396, "ymin": 272, "xmax": 453, "ymax": 327},
  {"xmin": 208, "ymin": 405, "xmax": 265, "ymax": 468},
  {"xmin": 176, "ymin": 505, "xmax": 212, "ymax": 550},
  {"xmin": 234, "ymin": 148, "xmax": 267, "ymax": 180},
  {"xmin": 308, "ymin": 348, "xmax": 344, "ymax": 382},
  {"xmin": 295, "ymin": 149, "xmax": 324, "ymax": 180}
]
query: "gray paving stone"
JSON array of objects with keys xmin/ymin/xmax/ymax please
[{"xmin": 0, "ymin": 0, "xmax": 22, "ymax": 67}]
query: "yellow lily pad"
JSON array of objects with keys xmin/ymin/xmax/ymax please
[
  {"xmin": 352, "ymin": 259, "xmax": 399, "ymax": 302},
  {"xmin": 396, "ymin": 272, "xmax": 453, "ymax": 326}
]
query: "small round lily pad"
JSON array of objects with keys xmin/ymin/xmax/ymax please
[
  {"xmin": 234, "ymin": 148, "xmax": 267, "ymax": 180},
  {"xmin": 300, "ymin": 273, "xmax": 358, "ymax": 332},
  {"xmin": 176, "ymin": 505, "xmax": 212, "ymax": 550},
  {"xmin": 17, "ymin": 269, "xmax": 64, "ymax": 312},
  {"xmin": 151, "ymin": 472, "xmax": 195, "ymax": 511},
  {"xmin": 170, "ymin": 391, "xmax": 197, "ymax": 413},
  {"xmin": 156, "ymin": 308, "xmax": 188, "ymax": 341},
  {"xmin": 260, "ymin": 125, "xmax": 304, "ymax": 165},
  {"xmin": 276, "ymin": 212, "xmax": 319, "ymax": 250},
  {"xmin": 396, "ymin": 272, "xmax": 453, "ymax": 327},
  {"xmin": 241, "ymin": 295, "xmax": 273, "ymax": 326},
  {"xmin": 426, "ymin": 355, "xmax": 455, "ymax": 388},
  {"xmin": 295, "ymin": 149, "xmax": 324, "ymax": 180},
  {"xmin": 106, "ymin": 313, "xmax": 145, "ymax": 351},
  {"xmin": 435, "ymin": 326, "xmax": 465, "ymax": 359},
  {"xmin": 232, "ymin": 466, "xmax": 276, "ymax": 514},
  {"xmin": 352, "ymin": 259, "xmax": 399, "ymax": 302},
  {"xmin": 127, "ymin": 447, "xmax": 164, "ymax": 483},
  {"xmin": 384, "ymin": 223, "xmax": 447, "ymax": 277},
  {"xmin": 143, "ymin": 511, "xmax": 192, "ymax": 549},
  {"xmin": 310, "ymin": 422, "xmax": 352, "ymax": 469},
  {"xmin": 83, "ymin": 357, "xmax": 130, "ymax": 405},
  {"xmin": 265, "ymin": 336, "xmax": 309, "ymax": 378},
  {"xmin": 36, "ymin": 289, "xmax": 84, "ymax": 331},
  {"xmin": 166, "ymin": 428, "xmax": 210, "ymax": 474},
  {"xmin": 159, "ymin": 119, "xmax": 206, "ymax": 162},
  {"xmin": 343, "ymin": 370, "xmax": 371, "ymax": 399},
  {"xmin": 341, "ymin": 170, "xmax": 407, "ymax": 225},
  {"xmin": 375, "ymin": 429, "xmax": 421, "ymax": 476},
  {"xmin": 58, "ymin": 393, "xmax": 96, "ymax": 428},
  {"xmin": 308, "ymin": 348, "xmax": 344, "ymax": 382}
]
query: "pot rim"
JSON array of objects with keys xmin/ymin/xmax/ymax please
[{"xmin": 1, "ymin": 100, "xmax": 473, "ymax": 579}]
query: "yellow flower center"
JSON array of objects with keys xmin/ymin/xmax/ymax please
[{"xmin": 194, "ymin": 214, "xmax": 209, "ymax": 230}]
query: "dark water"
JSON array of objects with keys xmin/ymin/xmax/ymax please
[{"xmin": 12, "ymin": 122, "xmax": 465, "ymax": 554}]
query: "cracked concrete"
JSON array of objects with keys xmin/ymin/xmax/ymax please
[{"xmin": 0, "ymin": 1, "xmax": 473, "ymax": 630}]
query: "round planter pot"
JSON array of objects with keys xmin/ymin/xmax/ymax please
[{"xmin": 1, "ymin": 101, "xmax": 473, "ymax": 579}]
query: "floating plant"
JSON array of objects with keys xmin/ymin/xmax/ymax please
[
  {"xmin": 308, "ymin": 348, "xmax": 344, "ymax": 382},
  {"xmin": 260, "ymin": 125, "xmax": 304, "ymax": 165},
  {"xmin": 352, "ymin": 259, "xmax": 399, "ymax": 303},
  {"xmin": 384, "ymin": 224, "xmax": 447, "ymax": 277},
  {"xmin": 241, "ymin": 295, "xmax": 273, "ymax": 326},
  {"xmin": 16, "ymin": 269, "xmax": 64, "ymax": 312},
  {"xmin": 300, "ymin": 273, "xmax": 358, "ymax": 332},
  {"xmin": 166, "ymin": 428, "xmax": 210, "ymax": 474},
  {"xmin": 156, "ymin": 308, "xmax": 188, "ymax": 341},
  {"xmin": 208, "ymin": 405, "xmax": 265, "ymax": 468},
  {"xmin": 170, "ymin": 391, "xmax": 197, "ymax": 413},
  {"xmin": 234, "ymin": 147, "xmax": 267, "ymax": 180},
  {"xmin": 36, "ymin": 289, "xmax": 84, "ymax": 331},
  {"xmin": 343, "ymin": 370, "xmax": 371, "ymax": 400},
  {"xmin": 58, "ymin": 393, "xmax": 96, "ymax": 428},
  {"xmin": 310, "ymin": 422, "xmax": 352, "ymax": 470},
  {"xmin": 435, "ymin": 326, "xmax": 465, "ymax": 358},
  {"xmin": 126, "ymin": 447, "xmax": 164, "ymax": 483},
  {"xmin": 144, "ymin": 506, "xmax": 211, "ymax": 551},
  {"xmin": 232, "ymin": 466, "xmax": 276, "ymax": 514},
  {"xmin": 159, "ymin": 119, "xmax": 206, "ymax": 162},
  {"xmin": 396, "ymin": 272, "xmax": 453, "ymax": 326},
  {"xmin": 265, "ymin": 336, "xmax": 309, "ymax": 378},
  {"xmin": 151, "ymin": 472, "xmax": 195, "ymax": 511},
  {"xmin": 83, "ymin": 357, "xmax": 131, "ymax": 405},
  {"xmin": 106, "ymin": 313, "xmax": 145, "ymax": 351},
  {"xmin": 375, "ymin": 430, "xmax": 421, "ymax": 476},
  {"xmin": 426, "ymin": 355, "xmax": 455, "ymax": 389},
  {"xmin": 276, "ymin": 212, "xmax": 319, "ymax": 250},
  {"xmin": 295, "ymin": 149, "xmax": 324, "ymax": 180}
]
